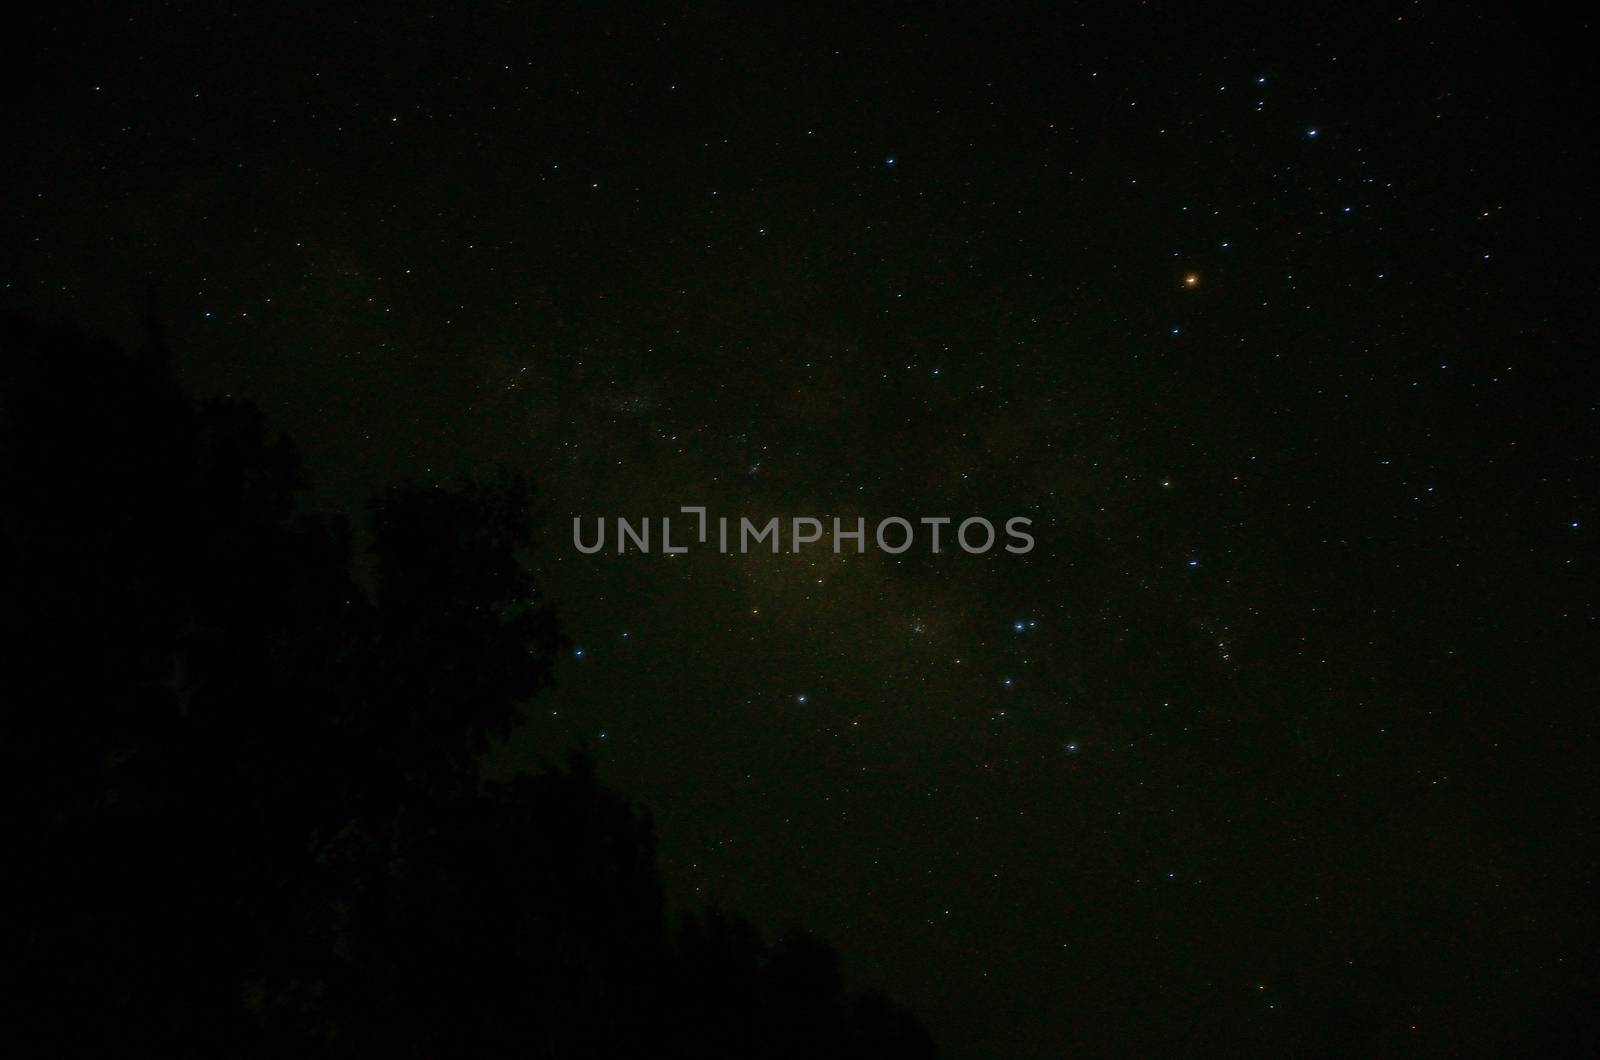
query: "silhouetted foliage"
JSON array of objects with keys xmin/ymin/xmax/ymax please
[{"xmin": 0, "ymin": 319, "xmax": 935, "ymax": 1059}]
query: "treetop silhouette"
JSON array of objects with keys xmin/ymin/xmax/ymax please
[{"xmin": 0, "ymin": 318, "xmax": 935, "ymax": 1059}]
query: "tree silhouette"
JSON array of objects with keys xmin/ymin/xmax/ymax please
[{"xmin": 0, "ymin": 318, "xmax": 935, "ymax": 1059}]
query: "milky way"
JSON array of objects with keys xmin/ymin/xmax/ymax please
[{"xmin": 5, "ymin": 6, "xmax": 1594, "ymax": 1055}]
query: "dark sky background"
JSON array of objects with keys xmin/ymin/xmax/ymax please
[{"xmin": 5, "ymin": 4, "xmax": 1596, "ymax": 1055}]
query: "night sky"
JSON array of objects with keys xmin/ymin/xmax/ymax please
[{"xmin": 6, "ymin": 4, "xmax": 1596, "ymax": 1055}]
